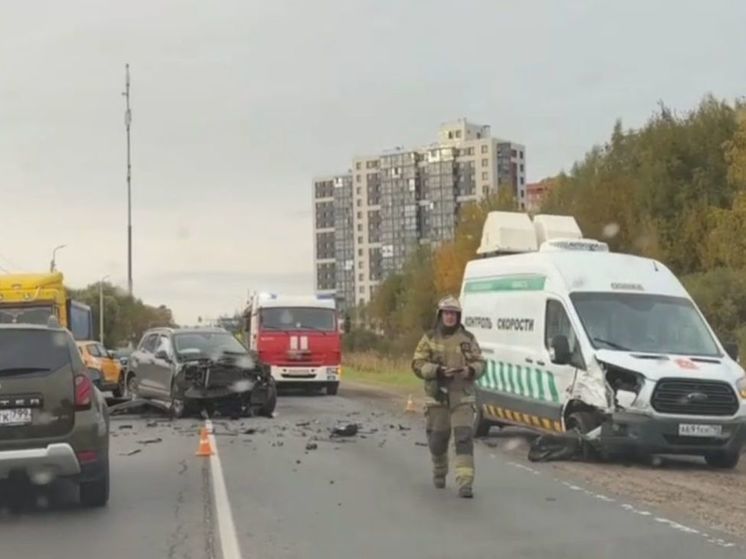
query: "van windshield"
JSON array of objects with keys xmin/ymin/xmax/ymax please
[{"xmin": 570, "ymin": 292, "xmax": 721, "ymax": 357}]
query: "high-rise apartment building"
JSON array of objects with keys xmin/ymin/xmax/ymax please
[{"xmin": 313, "ymin": 119, "xmax": 526, "ymax": 310}]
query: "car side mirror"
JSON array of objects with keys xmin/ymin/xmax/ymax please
[
  {"xmin": 155, "ymin": 350, "xmax": 171, "ymax": 362},
  {"xmin": 723, "ymin": 342, "xmax": 740, "ymax": 362},
  {"xmin": 550, "ymin": 335, "xmax": 571, "ymax": 365}
]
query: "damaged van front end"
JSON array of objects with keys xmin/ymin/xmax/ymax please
[{"xmin": 576, "ymin": 351, "xmax": 746, "ymax": 467}]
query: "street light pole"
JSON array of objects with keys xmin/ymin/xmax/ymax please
[
  {"xmin": 99, "ymin": 275, "xmax": 110, "ymax": 344},
  {"xmin": 123, "ymin": 63, "xmax": 133, "ymax": 295},
  {"xmin": 50, "ymin": 244, "xmax": 67, "ymax": 272}
]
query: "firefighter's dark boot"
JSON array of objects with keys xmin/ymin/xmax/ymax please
[{"xmin": 458, "ymin": 485, "xmax": 474, "ymax": 499}]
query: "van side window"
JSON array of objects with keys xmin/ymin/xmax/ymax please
[{"xmin": 545, "ymin": 300, "xmax": 584, "ymax": 368}]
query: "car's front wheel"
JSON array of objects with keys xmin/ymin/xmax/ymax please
[
  {"xmin": 80, "ymin": 457, "xmax": 110, "ymax": 508},
  {"xmin": 125, "ymin": 373, "xmax": 138, "ymax": 399},
  {"xmin": 259, "ymin": 378, "xmax": 277, "ymax": 417},
  {"xmin": 113, "ymin": 372, "xmax": 125, "ymax": 398}
]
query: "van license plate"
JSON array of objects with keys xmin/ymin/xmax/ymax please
[
  {"xmin": 285, "ymin": 369, "xmax": 312, "ymax": 377},
  {"xmin": 0, "ymin": 408, "xmax": 32, "ymax": 426},
  {"xmin": 678, "ymin": 424, "xmax": 722, "ymax": 437}
]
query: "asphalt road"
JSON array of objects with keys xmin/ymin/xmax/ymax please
[{"xmin": 0, "ymin": 385, "xmax": 743, "ymax": 558}]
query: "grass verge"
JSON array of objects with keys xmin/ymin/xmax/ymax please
[{"xmin": 342, "ymin": 352, "xmax": 421, "ymax": 392}]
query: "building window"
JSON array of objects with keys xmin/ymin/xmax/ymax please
[
  {"xmin": 356, "ymin": 175, "xmax": 361, "ymax": 183},
  {"xmin": 357, "ymin": 211, "xmax": 362, "ymax": 218},
  {"xmin": 481, "ymin": 145, "xmax": 488, "ymax": 154},
  {"xmin": 356, "ymin": 199, "xmax": 361, "ymax": 207},
  {"xmin": 482, "ymin": 185, "xmax": 489, "ymax": 195},
  {"xmin": 358, "ymin": 273, "xmax": 364, "ymax": 281},
  {"xmin": 520, "ymin": 164, "xmax": 525, "ymax": 172},
  {"xmin": 358, "ymin": 236, "xmax": 363, "ymax": 243},
  {"xmin": 481, "ymin": 159, "xmax": 488, "ymax": 167},
  {"xmin": 520, "ymin": 190, "xmax": 525, "ymax": 198},
  {"xmin": 356, "ymin": 187, "xmax": 361, "ymax": 195},
  {"xmin": 358, "ymin": 248, "xmax": 363, "ymax": 256},
  {"xmin": 520, "ymin": 150, "xmax": 524, "ymax": 159},
  {"xmin": 359, "ymin": 287, "xmax": 365, "ymax": 294},
  {"xmin": 520, "ymin": 176, "xmax": 525, "ymax": 185},
  {"xmin": 356, "ymin": 162, "xmax": 361, "ymax": 170},
  {"xmin": 481, "ymin": 172, "xmax": 488, "ymax": 180}
]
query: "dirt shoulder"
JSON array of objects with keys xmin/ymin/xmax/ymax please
[{"xmin": 345, "ymin": 381, "xmax": 746, "ymax": 539}]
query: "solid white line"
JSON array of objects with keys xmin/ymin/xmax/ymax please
[{"xmin": 205, "ymin": 419, "xmax": 243, "ymax": 559}]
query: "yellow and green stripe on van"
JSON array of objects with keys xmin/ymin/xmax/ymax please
[
  {"xmin": 477, "ymin": 359, "xmax": 560, "ymax": 404},
  {"xmin": 463, "ymin": 275, "xmax": 546, "ymax": 294}
]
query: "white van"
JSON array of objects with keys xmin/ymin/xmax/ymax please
[{"xmin": 463, "ymin": 212, "xmax": 746, "ymax": 467}]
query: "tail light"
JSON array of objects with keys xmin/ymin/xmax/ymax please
[
  {"xmin": 76, "ymin": 450, "xmax": 98, "ymax": 464},
  {"xmin": 74, "ymin": 374, "xmax": 93, "ymax": 410}
]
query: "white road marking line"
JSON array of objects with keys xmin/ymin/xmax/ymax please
[
  {"xmin": 205, "ymin": 419, "xmax": 243, "ymax": 559},
  {"xmin": 506, "ymin": 461, "xmax": 541, "ymax": 475}
]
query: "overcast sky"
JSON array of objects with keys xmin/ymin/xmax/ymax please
[{"xmin": 1, "ymin": 0, "xmax": 744, "ymax": 324}]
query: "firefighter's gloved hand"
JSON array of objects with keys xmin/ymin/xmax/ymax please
[
  {"xmin": 455, "ymin": 367, "xmax": 476, "ymax": 380},
  {"xmin": 441, "ymin": 367, "xmax": 460, "ymax": 378}
]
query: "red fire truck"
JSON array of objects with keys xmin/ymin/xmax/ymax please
[{"xmin": 242, "ymin": 293, "xmax": 341, "ymax": 395}]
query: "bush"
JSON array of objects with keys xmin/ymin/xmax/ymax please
[{"xmin": 682, "ymin": 267, "xmax": 746, "ymax": 354}]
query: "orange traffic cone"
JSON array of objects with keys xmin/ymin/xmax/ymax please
[
  {"xmin": 405, "ymin": 394, "xmax": 417, "ymax": 413},
  {"xmin": 195, "ymin": 426, "xmax": 214, "ymax": 457}
]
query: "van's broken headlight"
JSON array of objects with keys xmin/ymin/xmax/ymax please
[{"xmin": 736, "ymin": 376, "xmax": 746, "ymax": 399}]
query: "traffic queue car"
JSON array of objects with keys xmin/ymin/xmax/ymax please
[
  {"xmin": 125, "ymin": 327, "xmax": 277, "ymax": 418},
  {"xmin": 77, "ymin": 341, "xmax": 124, "ymax": 396},
  {"xmin": 0, "ymin": 324, "xmax": 110, "ymax": 507}
]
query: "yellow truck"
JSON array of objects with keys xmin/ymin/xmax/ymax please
[{"xmin": 0, "ymin": 272, "xmax": 93, "ymax": 340}]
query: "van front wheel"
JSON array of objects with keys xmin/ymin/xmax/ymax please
[{"xmin": 566, "ymin": 411, "xmax": 599, "ymax": 435}]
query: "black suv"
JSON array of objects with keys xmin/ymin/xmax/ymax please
[
  {"xmin": 0, "ymin": 324, "xmax": 110, "ymax": 507},
  {"xmin": 125, "ymin": 327, "xmax": 277, "ymax": 418}
]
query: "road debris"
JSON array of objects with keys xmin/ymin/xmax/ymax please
[
  {"xmin": 331, "ymin": 423, "xmax": 358, "ymax": 437},
  {"xmin": 137, "ymin": 437, "xmax": 163, "ymax": 445},
  {"xmin": 305, "ymin": 442, "xmax": 318, "ymax": 451},
  {"xmin": 109, "ymin": 398, "xmax": 170, "ymax": 416},
  {"xmin": 243, "ymin": 428, "xmax": 257, "ymax": 435},
  {"xmin": 296, "ymin": 421, "xmax": 311, "ymax": 427},
  {"xmin": 398, "ymin": 424, "xmax": 411, "ymax": 431},
  {"xmin": 120, "ymin": 449, "xmax": 142, "ymax": 456},
  {"xmin": 415, "ymin": 442, "xmax": 428, "ymax": 447},
  {"xmin": 528, "ymin": 432, "xmax": 599, "ymax": 462},
  {"xmin": 118, "ymin": 424, "xmax": 133, "ymax": 430}
]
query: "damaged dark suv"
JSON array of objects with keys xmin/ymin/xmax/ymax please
[{"xmin": 125, "ymin": 327, "xmax": 276, "ymax": 418}]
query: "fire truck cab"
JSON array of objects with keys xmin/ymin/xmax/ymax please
[{"xmin": 243, "ymin": 293, "xmax": 341, "ymax": 395}]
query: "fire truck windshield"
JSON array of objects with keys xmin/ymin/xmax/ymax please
[{"xmin": 260, "ymin": 307, "xmax": 336, "ymax": 332}]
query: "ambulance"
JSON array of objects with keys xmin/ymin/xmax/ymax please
[
  {"xmin": 463, "ymin": 212, "xmax": 746, "ymax": 467},
  {"xmin": 242, "ymin": 293, "xmax": 341, "ymax": 395}
]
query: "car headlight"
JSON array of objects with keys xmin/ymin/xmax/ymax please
[{"xmin": 736, "ymin": 376, "xmax": 746, "ymax": 399}]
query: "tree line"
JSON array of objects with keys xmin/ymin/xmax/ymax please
[
  {"xmin": 345, "ymin": 95, "xmax": 746, "ymax": 356},
  {"xmin": 70, "ymin": 282, "xmax": 175, "ymax": 348}
]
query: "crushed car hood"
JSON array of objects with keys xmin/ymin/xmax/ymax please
[{"xmin": 595, "ymin": 349, "xmax": 743, "ymax": 383}]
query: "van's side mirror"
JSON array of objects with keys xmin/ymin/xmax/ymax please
[
  {"xmin": 550, "ymin": 335, "xmax": 572, "ymax": 365},
  {"xmin": 723, "ymin": 342, "xmax": 740, "ymax": 362}
]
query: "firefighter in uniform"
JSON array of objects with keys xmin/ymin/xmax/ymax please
[{"xmin": 412, "ymin": 296, "xmax": 486, "ymax": 498}]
